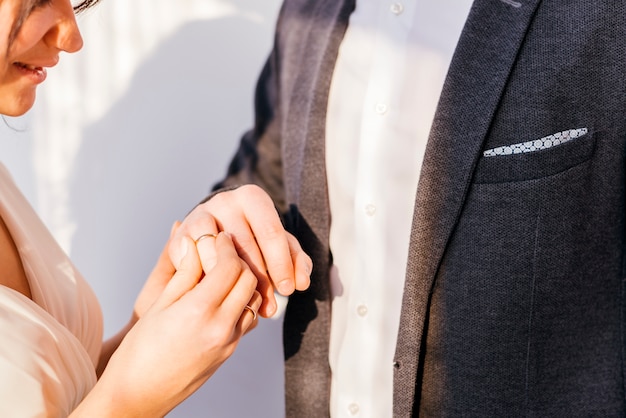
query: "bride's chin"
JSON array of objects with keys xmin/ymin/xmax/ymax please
[{"xmin": 0, "ymin": 90, "xmax": 37, "ymax": 117}]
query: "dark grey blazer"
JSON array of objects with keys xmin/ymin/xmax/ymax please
[{"xmin": 214, "ymin": 0, "xmax": 626, "ymax": 415}]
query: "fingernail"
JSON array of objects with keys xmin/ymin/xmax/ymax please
[
  {"xmin": 277, "ymin": 280, "xmax": 294, "ymax": 295},
  {"xmin": 265, "ymin": 302, "xmax": 276, "ymax": 317}
]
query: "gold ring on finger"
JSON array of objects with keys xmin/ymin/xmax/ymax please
[
  {"xmin": 243, "ymin": 305, "xmax": 257, "ymax": 321},
  {"xmin": 194, "ymin": 233, "xmax": 218, "ymax": 243}
]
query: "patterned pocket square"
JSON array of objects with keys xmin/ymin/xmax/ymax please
[{"xmin": 483, "ymin": 128, "xmax": 588, "ymax": 157}]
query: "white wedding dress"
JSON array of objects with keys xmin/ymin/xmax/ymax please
[{"xmin": 0, "ymin": 163, "xmax": 103, "ymax": 417}]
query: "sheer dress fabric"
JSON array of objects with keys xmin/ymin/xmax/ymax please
[{"xmin": 0, "ymin": 163, "xmax": 103, "ymax": 417}]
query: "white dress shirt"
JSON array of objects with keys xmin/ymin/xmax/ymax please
[{"xmin": 325, "ymin": 1, "xmax": 473, "ymax": 416}]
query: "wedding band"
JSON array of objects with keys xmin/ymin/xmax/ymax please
[
  {"xmin": 194, "ymin": 233, "xmax": 218, "ymax": 243},
  {"xmin": 243, "ymin": 305, "xmax": 257, "ymax": 321}
]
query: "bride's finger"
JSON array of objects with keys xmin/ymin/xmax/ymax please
[
  {"xmin": 238, "ymin": 290, "xmax": 263, "ymax": 334},
  {"xmin": 152, "ymin": 236, "xmax": 202, "ymax": 309},
  {"xmin": 192, "ymin": 233, "xmax": 254, "ymax": 306}
]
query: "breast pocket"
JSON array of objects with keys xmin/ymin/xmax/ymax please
[{"xmin": 474, "ymin": 128, "xmax": 596, "ymax": 184}]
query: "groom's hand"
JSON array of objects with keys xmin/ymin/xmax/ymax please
[{"xmin": 168, "ymin": 184, "xmax": 312, "ymax": 318}]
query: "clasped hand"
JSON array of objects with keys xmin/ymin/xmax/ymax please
[{"xmin": 169, "ymin": 184, "xmax": 312, "ymax": 318}]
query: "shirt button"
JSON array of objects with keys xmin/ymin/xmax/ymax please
[
  {"xmin": 390, "ymin": 2, "xmax": 404, "ymax": 15},
  {"xmin": 348, "ymin": 403, "xmax": 360, "ymax": 415},
  {"xmin": 357, "ymin": 305, "xmax": 368, "ymax": 317},
  {"xmin": 364, "ymin": 204, "xmax": 376, "ymax": 216},
  {"xmin": 375, "ymin": 102, "xmax": 388, "ymax": 115}
]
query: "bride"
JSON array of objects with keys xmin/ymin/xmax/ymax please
[{"xmin": 0, "ymin": 0, "xmax": 270, "ymax": 415}]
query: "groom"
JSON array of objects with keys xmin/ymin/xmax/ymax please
[{"xmin": 172, "ymin": 0, "xmax": 626, "ymax": 416}]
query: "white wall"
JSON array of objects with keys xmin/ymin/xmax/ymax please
[{"xmin": 0, "ymin": 0, "xmax": 285, "ymax": 416}]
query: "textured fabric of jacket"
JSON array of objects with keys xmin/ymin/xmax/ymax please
[{"xmin": 213, "ymin": 0, "xmax": 626, "ymax": 416}]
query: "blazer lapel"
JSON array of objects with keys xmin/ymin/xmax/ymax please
[
  {"xmin": 284, "ymin": 0, "xmax": 355, "ymax": 244},
  {"xmin": 282, "ymin": 2, "xmax": 356, "ymax": 415},
  {"xmin": 394, "ymin": 0, "xmax": 543, "ymax": 413}
]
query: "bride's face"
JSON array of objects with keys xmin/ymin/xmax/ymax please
[{"xmin": 0, "ymin": 0, "xmax": 83, "ymax": 116}]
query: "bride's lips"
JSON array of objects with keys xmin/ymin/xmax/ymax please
[{"xmin": 13, "ymin": 62, "xmax": 49, "ymax": 84}]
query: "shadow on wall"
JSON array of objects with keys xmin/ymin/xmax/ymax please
[{"xmin": 69, "ymin": 11, "xmax": 286, "ymax": 418}]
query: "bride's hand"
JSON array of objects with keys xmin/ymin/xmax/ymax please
[{"xmin": 74, "ymin": 232, "xmax": 260, "ymax": 417}]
